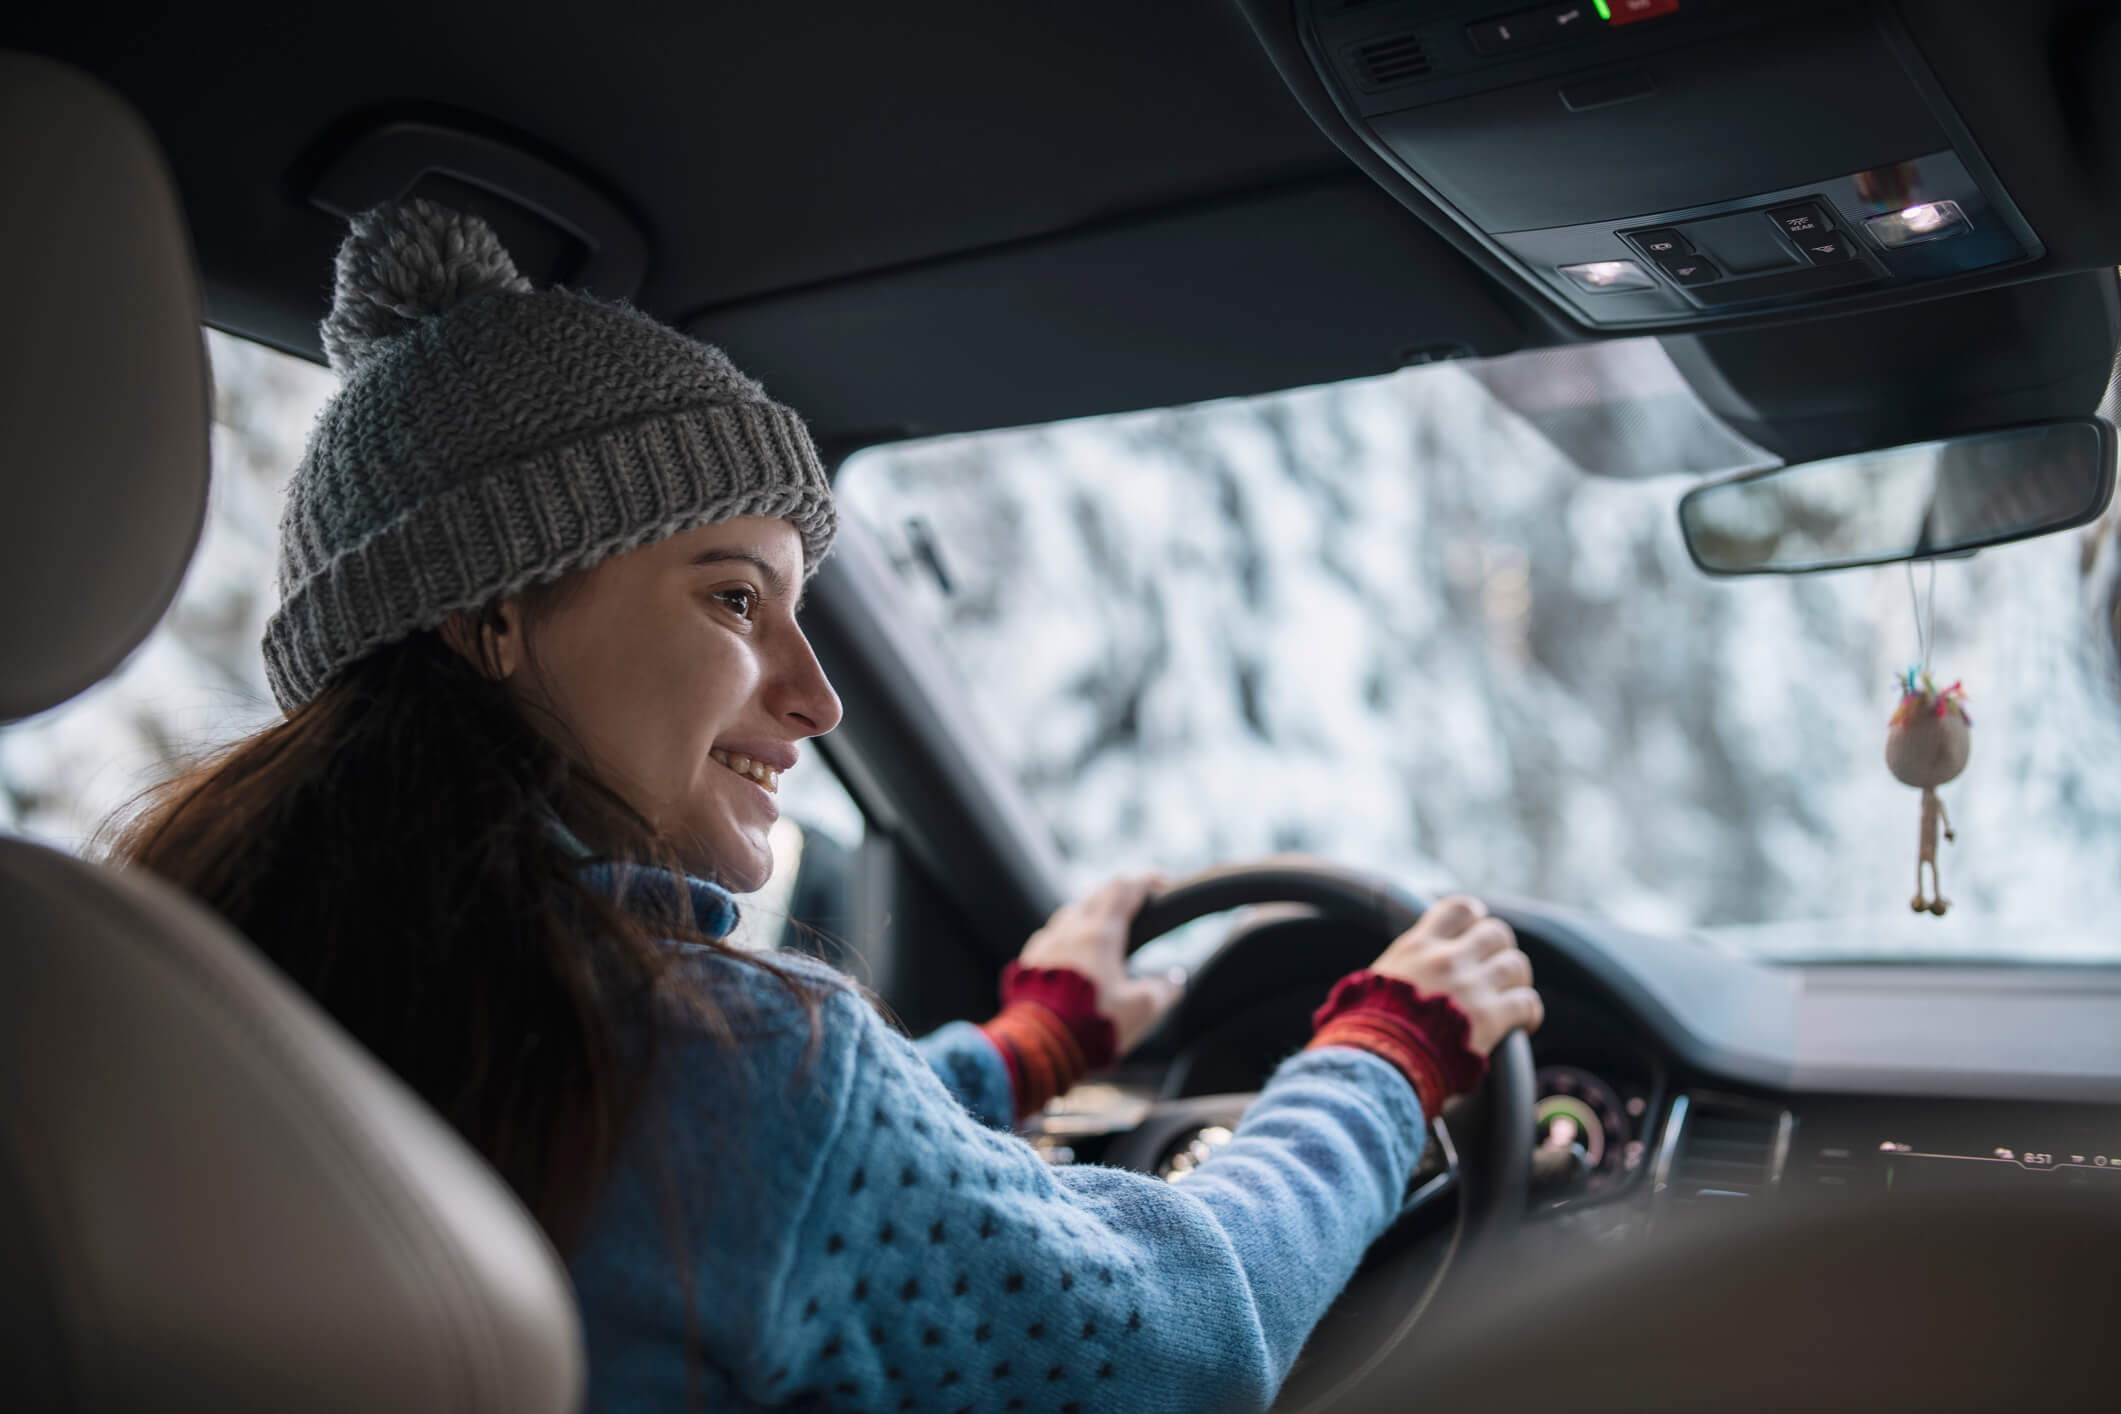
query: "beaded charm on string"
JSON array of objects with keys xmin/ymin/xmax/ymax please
[{"xmin": 1884, "ymin": 562, "xmax": 1971, "ymax": 915}]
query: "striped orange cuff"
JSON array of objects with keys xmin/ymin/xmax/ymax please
[
  {"xmin": 1309, "ymin": 1015, "xmax": 1450, "ymax": 1119},
  {"xmin": 981, "ymin": 1000, "xmax": 1090, "ymax": 1121},
  {"xmin": 1304, "ymin": 970, "xmax": 1486, "ymax": 1120}
]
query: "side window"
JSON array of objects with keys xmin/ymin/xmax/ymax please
[{"xmin": 0, "ymin": 330, "xmax": 335, "ymax": 849}]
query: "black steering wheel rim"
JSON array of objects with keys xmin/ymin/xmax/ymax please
[{"xmin": 1125, "ymin": 859, "xmax": 1534, "ymax": 1243}]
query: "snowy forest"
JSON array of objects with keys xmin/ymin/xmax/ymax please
[{"xmin": 10, "ymin": 331, "xmax": 2121, "ymax": 961}]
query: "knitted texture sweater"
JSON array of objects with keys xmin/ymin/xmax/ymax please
[{"xmin": 570, "ymin": 871, "xmax": 1428, "ymax": 1413}]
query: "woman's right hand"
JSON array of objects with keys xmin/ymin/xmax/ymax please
[{"xmin": 1366, "ymin": 894, "xmax": 1544, "ymax": 1055}]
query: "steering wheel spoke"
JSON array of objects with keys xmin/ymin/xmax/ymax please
[
  {"xmin": 1096, "ymin": 1092, "xmax": 1255, "ymax": 1177},
  {"xmin": 1362, "ymin": 1118, "xmax": 1459, "ymax": 1266}
]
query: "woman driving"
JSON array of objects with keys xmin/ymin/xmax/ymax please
[{"xmin": 118, "ymin": 201, "xmax": 1544, "ymax": 1413}]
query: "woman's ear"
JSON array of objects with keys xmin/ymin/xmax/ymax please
[{"xmin": 440, "ymin": 601, "xmax": 526, "ymax": 681}]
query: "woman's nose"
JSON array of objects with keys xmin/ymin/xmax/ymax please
[{"xmin": 775, "ymin": 628, "xmax": 843, "ymax": 737}]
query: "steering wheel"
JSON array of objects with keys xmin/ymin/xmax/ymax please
[{"xmin": 1103, "ymin": 860, "xmax": 1537, "ymax": 1411}]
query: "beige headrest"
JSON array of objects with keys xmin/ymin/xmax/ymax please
[{"xmin": 0, "ymin": 51, "xmax": 211, "ymax": 722}]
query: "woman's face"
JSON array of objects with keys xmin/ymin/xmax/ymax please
[{"xmin": 489, "ymin": 516, "xmax": 842, "ymax": 892}]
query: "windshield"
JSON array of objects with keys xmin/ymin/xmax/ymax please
[{"xmin": 839, "ymin": 338, "xmax": 2121, "ymax": 963}]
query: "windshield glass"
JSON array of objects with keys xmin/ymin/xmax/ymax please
[{"xmin": 839, "ymin": 338, "xmax": 2121, "ymax": 963}]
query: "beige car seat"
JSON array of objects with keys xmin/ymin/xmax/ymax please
[{"xmin": 0, "ymin": 51, "xmax": 582, "ymax": 1414}]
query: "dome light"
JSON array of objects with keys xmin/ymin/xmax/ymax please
[
  {"xmin": 1559, "ymin": 259, "xmax": 1657, "ymax": 292},
  {"xmin": 1862, "ymin": 200, "xmax": 1969, "ymax": 248}
]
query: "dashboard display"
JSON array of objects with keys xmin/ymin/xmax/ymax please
[
  {"xmin": 1535, "ymin": 1065, "xmax": 1649, "ymax": 1202},
  {"xmin": 1875, "ymin": 1141, "xmax": 2121, "ymax": 1194},
  {"xmin": 1794, "ymin": 1097, "xmax": 2121, "ymax": 1200}
]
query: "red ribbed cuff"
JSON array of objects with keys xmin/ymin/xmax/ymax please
[
  {"xmin": 1304, "ymin": 970, "xmax": 1485, "ymax": 1119},
  {"xmin": 979, "ymin": 964, "xmax": 1117, "ymax": 1121}
]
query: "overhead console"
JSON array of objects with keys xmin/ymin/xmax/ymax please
[{"xmin": 1286, "ymin": 0, "xmax": 2041, "ymax": 330}]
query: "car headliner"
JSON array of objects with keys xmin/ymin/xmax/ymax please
[{"xmin": 13, "ymin": 1, "xmax": 2121, "ymax": 458}]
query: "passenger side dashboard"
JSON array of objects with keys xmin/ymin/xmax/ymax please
[
  {"xmin": 1135, "ymin": 903, "xmax": 2121, "ymax": 1231},
  {"xmin": 1656, "ymin": 1087, "xmax": 2121, "ymax": 1207}
]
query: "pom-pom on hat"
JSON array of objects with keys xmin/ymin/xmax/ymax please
[{"xmin": 262, "ymin": 199, "xmax": 837, "ymax": 712}]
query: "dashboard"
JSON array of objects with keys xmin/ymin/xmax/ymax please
[
  {"xmin": 1047, "ymin": 900, "xmax": 2121, "ymax": 1234},
  {"xmin": 1776, "ymin": 1092, "xmax": 2121, "ymax": 1199}
]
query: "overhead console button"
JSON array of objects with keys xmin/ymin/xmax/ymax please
[
  {"xmin": 1795, "ymin": 232, "xmax": 1857, "ymax": 264},
  {"xmin": 1545, "ymin": 3, "xmax": 1600, "ymax": 35},
  {"xmin": 1766, "ymin": 202, "xmax": 1835, "ymax": 241},
  {"xmin": 1655, "ymin": 253, "xmax": 1720, "ymax": 285},
  {"xmin": 1466, "ymin": 13, "xmax": 1552, "ymax": 56},
  {"xmin": 1467, "ymin": 2, "xmax": 1598, "ymax": 57},
  {"xmin": 1628, "ymin": 227, "xmax": 1691, "ymax": 258}
]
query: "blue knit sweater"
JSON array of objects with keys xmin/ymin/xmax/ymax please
[{"xmin": 570, "ymin": 868, "xmax": 1427, "ymax": 1413}]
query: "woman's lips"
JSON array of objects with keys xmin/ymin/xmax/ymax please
[{"xmin": 709, "ymin": 747, "xmax": 781, "ymax": 794}]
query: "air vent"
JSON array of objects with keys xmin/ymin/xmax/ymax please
[
  {"xmin": 1349, "ymin": 33, "xmax": 1432, "ymax": 89},
  {"xmin": 1655, "ymin": 1094, "xmax": 1790, "ymax": 1202}
]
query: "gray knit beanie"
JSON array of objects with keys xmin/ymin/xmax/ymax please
[{"xmin": 261, "ymin": 199, "xmax": 836, "ymax": 712}]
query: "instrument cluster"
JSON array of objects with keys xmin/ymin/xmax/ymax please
[
  {"xmin": 1534, "ymin": 1063, "xmax": 1656, "ymax": 1206},
  {"xmin": 1529, "ymin": 990, "xmax": 1664, "ymax": 1212}
]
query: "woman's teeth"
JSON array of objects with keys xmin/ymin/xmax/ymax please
[{"xmin": 710, "ymin": 749, "xmax": 780, "ymax": 793}]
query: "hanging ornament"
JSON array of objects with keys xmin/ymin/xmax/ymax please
[
  {"xmin": 1885, "ymin": 563, "xmax": 1969, "ymax": 916},
  {"xmin": 1886, "ymin": 669, "xmax": 1971, "ymax": 915}
]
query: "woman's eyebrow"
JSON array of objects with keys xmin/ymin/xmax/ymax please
[{"xmin": 690, "ymin": 549, "xmax": 791, "ymax": 599}]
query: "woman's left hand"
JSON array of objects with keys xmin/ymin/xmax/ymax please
[{"xmin": 1016, "ymin": 873, "xmax": 1184, "ymax": 1056}]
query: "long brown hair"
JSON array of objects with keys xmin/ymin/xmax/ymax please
[{"xmin": 111, "ymin": 602, "xmax": 818, "ymax": 1254}]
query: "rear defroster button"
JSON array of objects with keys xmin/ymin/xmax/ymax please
[
  {"xmin": 1656, "ymin": 254, "xmax": 1720, "ymax": 285},
  {"xmin": 1766, "ymin": 202, "xmax": 1834, "ymax": 241}
]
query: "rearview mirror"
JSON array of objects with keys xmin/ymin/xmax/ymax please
[{"xmin": 1678, "ymin": 418, "xmax": 2117, "ymax": 575}]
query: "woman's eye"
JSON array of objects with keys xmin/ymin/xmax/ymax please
[{"xmin": 714, "ymin": 587, "xmax": 759, "ymax": 619}]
